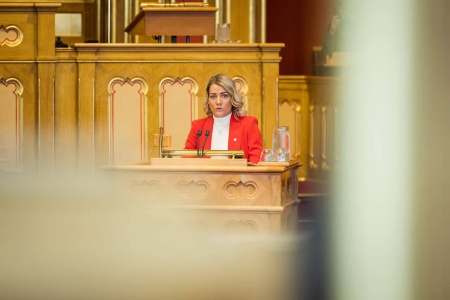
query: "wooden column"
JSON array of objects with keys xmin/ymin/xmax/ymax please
[
  {"xmin": 77, "ymin": 49, "xmax": 97, "ymax": 173},
  {"xmin": 35, "ymin": 3, "xmax": 60, "ymax": 171}
]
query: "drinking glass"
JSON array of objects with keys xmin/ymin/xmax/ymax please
[{"xmin": 260, "ymin": 148, "xmax": 275, "ymax": 162}]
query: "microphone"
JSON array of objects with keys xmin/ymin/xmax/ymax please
[
  {"xmin": 201, "ymin": 130, "xmax": 210, "ymax": 158},
  {"xmin": 196, "ymin": 130, "xmax": 203, "ymax": 157}
]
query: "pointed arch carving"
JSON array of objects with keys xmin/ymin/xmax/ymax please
[
  {"xmin": 108, "ymin": 77, "xmax": 148, "ymax": 165},
  {"xmin": 0, "ymin": 78, "xmax": 23, "ymax": 170},
  {"xmin": 159, "ymin": 77, "xmax": 199, "ymax": 149}
]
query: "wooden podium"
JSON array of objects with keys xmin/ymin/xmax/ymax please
[
  {"xmin": 125, "ymin": 6, "xmax": 218, "ymax": 38},
  {"xmin": 104, "ymin": 158, "xmax": 301, "ymax": 234}
]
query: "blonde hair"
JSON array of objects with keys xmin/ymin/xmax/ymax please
[{"xmin": 203, "ymin": 74, "xmax": 247, "ymax": 119}]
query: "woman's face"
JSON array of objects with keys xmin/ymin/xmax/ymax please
[{"xmin": 208, "ymin": 84, "xmax": 233, "ymax": 118}]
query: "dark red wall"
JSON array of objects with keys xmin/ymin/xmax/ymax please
[{"xmin": 267, "ymin": 0, "xmax": 336, "ymax": 75}]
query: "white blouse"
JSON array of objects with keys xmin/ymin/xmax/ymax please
[{"xmin": 211, "ymin": 113, "xmax": 231, "ymax": 158}]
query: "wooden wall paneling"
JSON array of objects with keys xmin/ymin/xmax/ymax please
[
  {"xmin": 77, "ymin": 57, "xmax": 96, "ymax": 172},
  {"xmin": 146, "ymin": 65, "xmax": 165, "ymax": 158},
  {"xmin": 278, "ymin": 75, "xmax": 340, "ymax": 181},
  {"xmin": 2, "ymin": 4, "xmax": 281, "ymax": 172},
  {"xmin": 114, "ymin": 0, "xmax": 126, "ymax": 43},
  {"xmin": 3, "ymin": 64, "xmax": 39, "ymax": 172},
  {"xmin": 278, "ymin": 76, "xmax": 310, "ymax": 180},
  {"xmin": 260, "ymin": 43, "xmax": 282, "ymax": 148},
  {"xmin": 159, "ymin": 77, "xmax": 199, "ymax": 150},
  {"xmin": 0, "ymin": 64, "xmax": 39, "ymax": 173},
  {"xmin": 230, "ymin": 0, "xmax": 250, "ymax": 42},
  {"xmin": 254, "ymin": 0, "xmax": 264, "ymax": 43},
  {"xmin": 308, "ymin": 83, "xmax": 321, "ymax": 177},
  {"xmin": 318, "ymin": 78, "xmax": 339, "ymax": 176},
  {"xmin": 226, "ymin": 0, "xmax": 265, "ymax": 43},
  {"xmin": 0, "ymin": 6, "xmax": 37, "ymax": 60},
  {"xmin": 54, "ymin": 56, "xmax": 79, "ymax": 171},
  {"xmin": 36, "ymin": 3, "xmax": 60, "ymax": 59},
  {"xmin": 93, "ymin": 63, "xmax": 111, "ymax": 168},
  {"xmin": 94, "ymin": 61, "xmax": 150, "ymax": 167},
  {"xmin": 37, "ymin": 62, "xmax": 57, "ymax": 171},
  {"xmin": 108, "ymin": 77, "xmax": 148, "ymax": 165},
  {"xmin": 227, "ymin": 63, "xmax": 262, "ymax": 119},
  {"xmin": 308, "ymin": 77, "xmax": 338, "ymax": 180},
  {"xmin": 4, "ymin": 41, "xmax": 283, "ymax": 171},
  {"xmin": 279, "ymin": 100, "xmax": 300, "ymax": 160},
  {"xmin": 0, "ymin": 78, "xmax": 23, "ymax": 171},
  {"xmin": 34, "ymin": 4, "xmax": 60, "ymax": 171}
]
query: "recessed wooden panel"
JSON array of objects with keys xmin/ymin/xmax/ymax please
[
  {"xmin": 0, "ymin": 78, "xmax": 23, "ymax": 171},
  {"xmin": 108, "ymin": 77, "xmax": 148, "ymax": 165}
]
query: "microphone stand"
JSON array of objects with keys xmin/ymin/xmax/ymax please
[
  {"xmin": 196, "ymin": 130, "xmax": 203, "ymax": 157},
  {"xmin": 201, "ymin": 130, "xmax": 210, "ymax": 158}
]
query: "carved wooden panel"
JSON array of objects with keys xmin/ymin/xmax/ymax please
[
  {"xmin": 108, "ymin": 77, "xmax": 148, "ymax": 165},
  {"xmin": 104, "ymin": 161, "xmax": 300, "ymax": 234},
  {"xmin": 278, "ymin": 76, "xmax": 340, "ymax": 180},
  {"xmin": 159, "ymin": 77, "xmax": 198, "ymax": 149},
  {"xmin": 0, "ymin": 25, "xmax": 23, "ymax": 47},
  {"xmin": 0, "ymin": 78, "xmax": 23, "ymax": 170}
]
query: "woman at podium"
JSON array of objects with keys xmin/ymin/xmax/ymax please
[{"xmin": 184, "ymin": 74, "xmax": 263, "ymax": 164}]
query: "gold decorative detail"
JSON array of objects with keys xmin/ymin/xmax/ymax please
[
  {"xmin": 0, "ymin": 25, "xmax": 23, "ymax": 47},
  {"xmin": 224, "ymin": 181, "xmax": 257, "ymax": 198},
  {"xmin": 177, "ymin": 180, "xmax": 209, "ymax": 198}
]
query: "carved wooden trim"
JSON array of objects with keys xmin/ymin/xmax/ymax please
[
  {"xmin": 0, "ymin": 77, "xmax": 23, "ymax": 170},
  {"xmin": 0, "ymin": 25, "xmax": 23, "ymax": 47},
  {"xmin": 108, "ymin": 77, "xmax": 148, "ymax": 165}
]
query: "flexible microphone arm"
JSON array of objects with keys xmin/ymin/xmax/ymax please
[
  {"xmin": 196, "ymin": 130, "xmax": 203, "ymax": 157},
  {"xmin": 201, "ymin": 130, "xmax": 210, "ymax": 158}
]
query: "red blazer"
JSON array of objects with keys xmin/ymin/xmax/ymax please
[{"xmin": 184, "ymin": 115, "xmax": 263, "ymax": 164}]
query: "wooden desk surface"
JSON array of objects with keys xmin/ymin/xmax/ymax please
[{"xmin": 105, "ymin": 158, "xmax": 301, "ymax": 174}]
